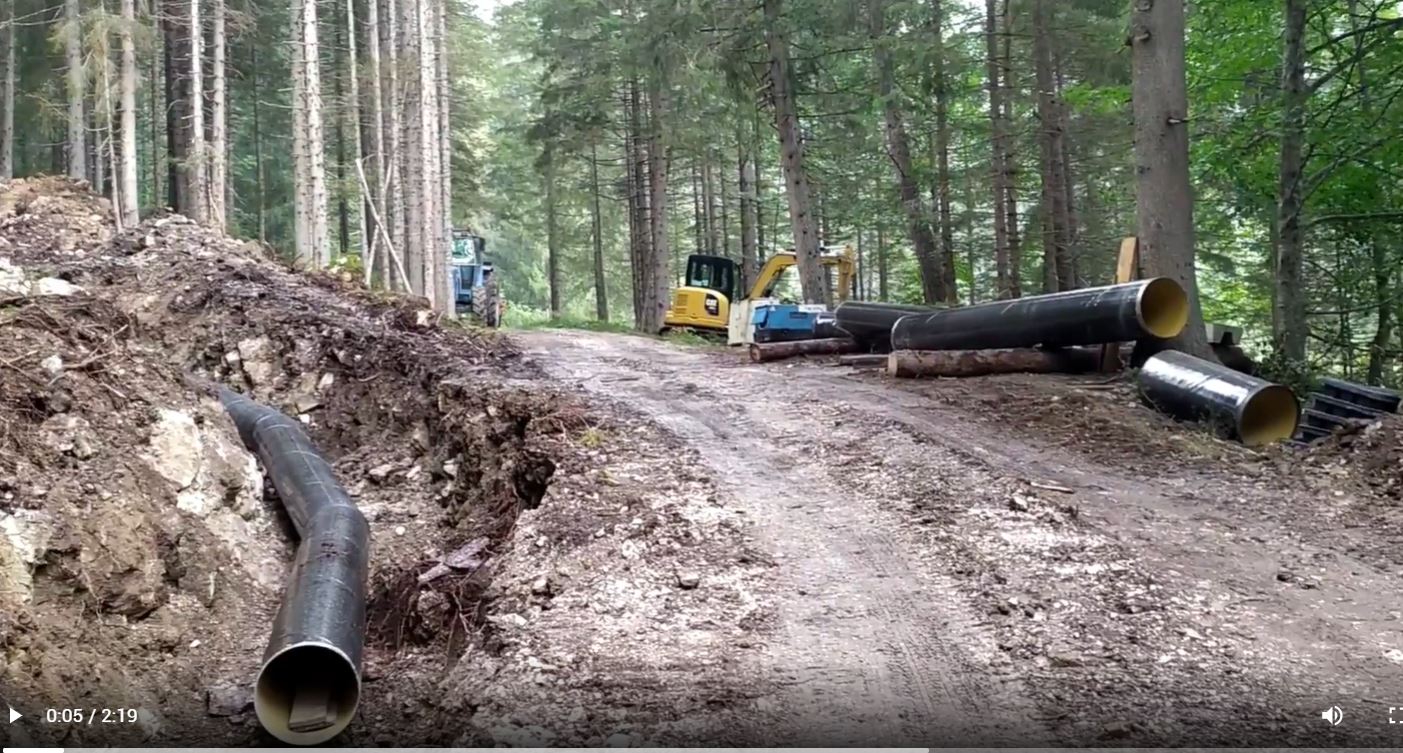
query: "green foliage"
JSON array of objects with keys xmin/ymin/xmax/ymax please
[
  {"xmin": 1256, "ymin": 350, "xmax": 1318, "ymax": 400},
  {"xmin": 328, "ymin": 253, "xmax": 364, "ymax": 279},
  {"xmin": 11, "ymin": 0, "xmax": 1400, "ymax": 388},
  {"xmin": 503, "ymin": 305, "xmax": 632, "ymax": 334}
]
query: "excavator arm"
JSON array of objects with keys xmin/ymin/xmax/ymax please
[{"xmin": 746, "ymin": 245, "xmax": 856, "ymax": 302}]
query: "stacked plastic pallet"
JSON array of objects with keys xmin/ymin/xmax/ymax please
[{"xmin": 1293, "ymin": 377, "xmax": 1401, "ymax": 446}]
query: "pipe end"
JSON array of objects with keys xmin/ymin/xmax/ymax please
[
  {"xmin": 1239, "ymin": 384, "xmax": 1300, "ymax": 446},
  {"xmin": 255, "ymin": 641, "xmax": 361, "ymax": 745},
  {"xmin": 1136, "ymin": 278, "xmax": 1190, "ymax": 339}
]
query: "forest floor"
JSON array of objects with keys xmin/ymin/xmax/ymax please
[{"xmin": 4, "ymin": 178, "xmax": 1403, "ymax": 747}]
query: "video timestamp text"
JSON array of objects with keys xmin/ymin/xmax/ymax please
[{"xmin": 44, "ymin": 707, "xmax": 141, "ymax": 724}]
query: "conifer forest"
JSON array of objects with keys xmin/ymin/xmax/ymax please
[{"xmin": 4, "ymin": 0, "xmax": 1401, "ymax": 384}]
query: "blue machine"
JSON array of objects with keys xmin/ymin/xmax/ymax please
[
  {"xmin": 450, "ymin": 230, "xmax": 500, "ymax": 326},
  {"xmin": 751, "ymin": 304, "xmax": 823, "ymax": 343}
]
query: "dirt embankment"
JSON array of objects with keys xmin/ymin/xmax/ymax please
[{"xmin": 0, "ymin": 177, "xmax": 583, "ymax": 746}]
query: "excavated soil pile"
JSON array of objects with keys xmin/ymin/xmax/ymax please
[
  {"xmin": 0, "ymin": 177, "xmax": 576, "ymax": 746},
  {"xmin": 1306, "ymin": 414, "xmax": 1403, "ymax": 498}
]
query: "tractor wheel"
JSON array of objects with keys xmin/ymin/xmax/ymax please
[{"xmin": 473, "ymin": 279, "xmax": 501, "ymax": 327}]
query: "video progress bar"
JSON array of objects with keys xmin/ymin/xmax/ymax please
[
  {"xmin": 12, "ymin": 749, "xmax": 933, "ymax": 753},
  {"xmin": 12, "ymin": 749, "xmax": 1403, "ymax": 753}
]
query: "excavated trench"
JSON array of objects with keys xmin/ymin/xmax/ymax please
[{"xmin": 0, "ymin": 178, "xmax": 574, "ymax": 746}]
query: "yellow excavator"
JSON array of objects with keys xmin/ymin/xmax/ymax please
[{"xmin": 664, "ymin": 245, "xmax": 856, "ymax": 344}]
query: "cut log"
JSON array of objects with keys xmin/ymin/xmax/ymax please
[
  {"xmin": 749, "ymin": 337, "xmax": 858, "ymax": 363},
  {"xmin": 838, "ymin": 353, "xmax": 888, "ymax": 367},
  {"xmin": 887, "ymin": 347, "xmax": 1103, "ymax": 378}
]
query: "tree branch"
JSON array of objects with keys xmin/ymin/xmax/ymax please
[{"xmin": 1305, "ymin": 210, "xmax": 1403, "ymax": 229}]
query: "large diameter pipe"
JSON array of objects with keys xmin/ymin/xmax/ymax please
[
  {"xmin": 834, "ymin": 301, "xmax": 940, "ymax": 350},
  {"xmin": 1137, "ymin": 350, "xmax": 1300, "ymax": 446},
  {"xmin": 219, "ymin": 388, "xmax": 370, "ymax": 745},
  {"xmin": 890, "ymin": 278, "xmax": 1189, "ymax": 351}
]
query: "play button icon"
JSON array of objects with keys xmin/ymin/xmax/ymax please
[{"xmin": 7, "ymin": 706, "xmax": 19, "ymax": 723}]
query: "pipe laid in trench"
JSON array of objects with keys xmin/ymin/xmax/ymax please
[
  {"xmin": 890, "ymin": 278, "xmax": 1189, "ymax": 352},
  {"xmin": 833, "ymin": 301, "xmax": 942, "ymax": 351},
  {"xmin": 1136, "ymin": 350, "xmax": 1300, "ymax": 446},
  {"xmin": 218, "ymin": 388, "xmax": 370, "ymax": 745}
]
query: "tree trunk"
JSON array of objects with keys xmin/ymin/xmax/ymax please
[
  {"xmin": 855, "ymin": 228, "xmax": 865, "ymax": 300},
  {"xmin": 335, "ymin": 15, "xmax": 349, "ymax": 256},
  {"xmin": 964, "ymin": 174, "xmax": 976, "ymax": 304},
  {"xmin": 65, "ymin": 0, "xmax": 86, "ymax": 181},
  {"xmin": 719, "ymin": 156, "xmax": 731, "ymax": 258},
  {"xmin": 888, "ymin": 347, "xmax": 1102, "ymax": 378},
  {"xmin": 931, "ymin": 0, "xmax": 957, "ymax": 303},
  {"xmin": 366, "ymin": 0, "xmax": 387, "ymax": 284},
  {"xmin": 764, "ymin": 0, "xmax": 825, "ymax": 304},
  {"xmin": 1274, "ymin": 0, "xmax": 1308, "ymax": 363},
  {"xmin": 250, "ymin": 31, "xmax": 265, "ymax": 242},
  {"xmin": 150, "ymin": 44, "xmax": 160, "ymax": 208},
  {"xmin": 590, "ymin": 140, "xmax": 608, "ymax": 322},
  {"xmin": 292, "ymin": 0, "xmax": 328, "ymax": 264},
  {"xmin": 1001, "ymin": 0, "xmax": 1022, "ymax": 297},
  {"xmin": 626, "ymin": 79, "xmax": 650, "ymax": 327},
  {"xmin": 208, "ymin": 0, "xmax": 226, "ymax": 229},
  {"xmin": 623, "ymin": 103, "xmax": 640, "ymax": 322},
  {"xmin": 1054, "ymin": 38, "xmax": 1077, "ymax": 283},
  {"xmin": 702, "ymin": 152, "xmax": 719, "ymax": 255},
  {"xmin": 117, "ymin": 0, "xmax": 138, "ymax": 226},
  {"xmin": 749, "ymin": 337, "xmax": 858, "ymax": 363},
  {"xmin": 754, "ymin": 110, "xmax": 767, "ymax": 261},
  {"xmin": 737, "ymin": 127, "xmax": 758, "ymax": 293},
  {"xmin": 346, "ymin": 0, "xmax": 370, "ymax": 264},
  {"xmin": 870, "ymin": 0, "xmax": 944, "ymax": 304},
  {"xmin": 162, "ymin": 0, "xmax": 180, "ymax": 210},
  {"xmin": 1031, "ymin": 0, "xmax": 1071, "ymax": 292},
  {"xmin": 385, "ymin": 0, "xmax": 405, "ymax": 278},
  {"xmin": 1368, "ymin": 238, "xmax": 1392, "ymax": 384},
  {"xmin": 877, "ymin": 204, "xmax": 888, "ymax": 300},
  {"xmin": 436, "ymin": 0, "xmax": 452, "ymax": 310},
  {"xmin": 90, "ymin": 104, "xmax": 103, "ymax": 198},
  {"xmin": 545, "ymin": 142, "xmax": 561, "ymax": 316},
  {"xmin": 0, "ymin": 0, "xmax": 13, "ymax": 180},
  {"xmin": 185, "ymin": 0, "xmax": 206, "ymax": 222},
  {"xmin": 417, "ymin": 0, "xmax": 445, "ymax": 309},
  {"xmin": 984, "ymin": 0, "xmax": 1009, "ymax": 299},
  {"xmin": 1130, "ymin": 0, "xmax": 1212, "ymax": 359},
  {"xmin": 642, "ymin": 80, "xmax": 670, "ymax": 332},
  {"xmin": 691, "ymin": 162, "xmax": 703, "ymax": 253}
]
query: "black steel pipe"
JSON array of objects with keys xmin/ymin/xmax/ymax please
[
  {"xmin": 890, "ymin": 278, "xmax": 1189, "ymax": 351},
  {"xmin": 219, "ymin": 388, "xmax": 370, "ymax": 745},
  {"xmin": 1137, "ymin": 350, "xmax": 1300, "ymax": 446},
  {"xmin": 834, "ymin": 301, "xmax": 940, "ymax": 350}
]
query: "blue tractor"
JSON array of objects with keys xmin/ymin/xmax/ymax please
[{"xmin": 450, "ymin": 229, "xmax": 502, "ymax": 327}]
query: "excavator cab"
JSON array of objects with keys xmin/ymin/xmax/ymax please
[{"xmin": 664, "ymin": 255, "xmax": 738, "ymax": 332}]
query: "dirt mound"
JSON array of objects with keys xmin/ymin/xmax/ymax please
[
  {"xmin": 1304, "ymin": 413, "xmax": 1403, "ymax": 497},
  {"xmin": 0, "ymin": 177, "xmax": 576, "ymax": 746},
  {"xmin": 883, "ymin": 371, "xmax": 1280, "ymax": 468}
]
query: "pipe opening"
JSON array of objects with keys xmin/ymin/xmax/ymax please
[
  {"xmin": 254, "ymin": 641, "xmax": 361, "ymax": 745},
  {"xmin": 1136, "ymin": 278, "xmax": 1190, "ymax": 339},
  {"xmin": 1239, "ymin": 385, "xmax": 1300, "ymax": 445}
]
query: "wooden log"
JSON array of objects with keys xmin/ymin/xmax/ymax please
[
  {"xmin": 749, "ymin": 337, "xmax": 858, "ymax": 363},
  {"xmin": 838, "ymin": 353, "xmax": 888, "ymax": 367},
  {"xmin": 887, "ymin": 347, "xmax": 1104, "ymax": 378}
]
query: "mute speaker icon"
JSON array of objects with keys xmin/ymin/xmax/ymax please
[{"xmin": 1321, "ymin": 706, "xmax": 1344, "ymax": 726}]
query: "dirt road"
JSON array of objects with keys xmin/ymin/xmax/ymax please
[{"xmin": 517, "ymin": 329, "xmax": 1403, "ymax": 747}]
